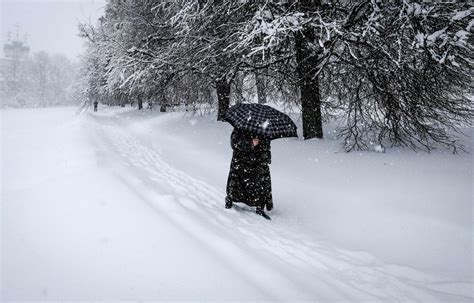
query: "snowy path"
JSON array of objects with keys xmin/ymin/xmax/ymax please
[
  {"xmin": 2, "ymin": 107, "xmax": 472, "ymax": 302},
  {"xmin": 86, "ymin": 110, "xmax": 471, "ymax": 302}
]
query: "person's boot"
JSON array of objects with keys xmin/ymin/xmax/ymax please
[
  {"xmin": 256, "ymin": 206, "xmax": 271, "ymax": 220},
  {"xmin": 266, "ymin": 202, "xmax": 273, "ymax": 211},
  {"xmin": 225, "ymin": 196, "xmax": 233, "ymax": 209}
]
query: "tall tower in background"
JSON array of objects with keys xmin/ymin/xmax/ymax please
[
  {"xmin": 3, "ymin": 25, "xmax": 30, "ymax": 59},
  {"xmin": 0, "ymin": 25, "xmax": 30, "ymax": 105}
]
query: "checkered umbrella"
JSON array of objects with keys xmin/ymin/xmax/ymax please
[{"xmin": 224, "ymin": 103, "xmax": 298, "ymax": 140}]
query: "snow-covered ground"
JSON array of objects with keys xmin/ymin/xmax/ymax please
[{"xmin": 2, "ymin": 106, "xmax": 472, "ymax": 302}]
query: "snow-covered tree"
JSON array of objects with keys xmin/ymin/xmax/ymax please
[
  {"xmin": 78, "ymin": 0, "xmax": 473, "ymax": 152},
  {"xmin": 328, "ymin": 1, "xmax": 474, "ymax": 151},
  {"xmin": 236, "ymin": 0, "xmax": 473, "ymax": 150}
]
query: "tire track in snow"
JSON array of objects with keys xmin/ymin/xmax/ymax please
[{"xmin": 87, "ymin": 112, "xmax": 473, "ymax": 302}]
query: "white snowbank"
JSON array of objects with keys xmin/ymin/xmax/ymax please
[{"xmin": 2, "ymin": 106, "xmax": 472, "ymax": 301}]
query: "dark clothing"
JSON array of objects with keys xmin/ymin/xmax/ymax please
[
  {"xmin": 226, "ymin": 129, "xmax": 273, "ymax": 209},
  {"xmin": 93, "ymin": 101, "xmax": 98, "ymax": 112}
]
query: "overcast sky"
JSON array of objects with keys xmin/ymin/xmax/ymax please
[{"xmin": 1, "ymin": 0, "xmax": 106, "ymax": 61}]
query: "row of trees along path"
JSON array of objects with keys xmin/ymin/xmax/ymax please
[{"xmin": 78, "ymin": 0, "xmax": 473, "ymax": 152}]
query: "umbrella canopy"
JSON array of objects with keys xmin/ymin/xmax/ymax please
[{"xmin": 224, "ymin": 103, "xmax": 298, "ymax": 140}]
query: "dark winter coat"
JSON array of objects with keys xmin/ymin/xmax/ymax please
[{"xmin": 226, "ymin": 129, "xmax": 272, "ymax": 208}]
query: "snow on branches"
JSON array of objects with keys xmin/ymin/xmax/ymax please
[{"xmin": 77, "ymin": 0, "xmax": 473, "ymax": 152}]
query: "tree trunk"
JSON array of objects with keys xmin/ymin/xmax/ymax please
[
  {"xmin": 159, "ymin": 91, "xmax": 167, "ymax": 112},
  {"xmin": 234, "ymin": 72, "xmax": 245, "ymax": 104},
  {"xmin": 216, "ymin": 77, "xmax": 231, "ymax": 121},
  {"xmin": 295, "ymin": 29, "xmax": 324, "ymax": 139},
  {"xmin": 138, "ymin": 98, "xmax": 143, "ymax": 110},
  {"xmin": 255, "ymin": 72, "xmax": 267, "ymax": 104}
]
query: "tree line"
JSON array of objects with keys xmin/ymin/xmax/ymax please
[
  {"xmin": 2, "ymin": 51, "xmax": 77, "ymax": 108},
  {"xmin": 78, "ymin": 0, "xmax": 473, "ymax": 152}
]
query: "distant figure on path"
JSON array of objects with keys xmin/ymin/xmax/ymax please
[
  {"xmin": 225, "ymin": 129, "xmax": 273, "ymax": 219},
  {"xmin": 93, "ymin": 100, "xmax": 98, "ymax": 112}
]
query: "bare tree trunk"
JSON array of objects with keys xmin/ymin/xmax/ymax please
[
  {"xmin": 233, "ymin": 72, "xmax": 245, "ymax": 104},
  {"xmin": 138, "ymin": 97, "xmax": 143, "ymax": 110},
  {"xmin": 159, "ymin": 91, "xmax": 167, "ymax": 112},
  {"xmin": 295, "ymin": 29, "xmax": 323, "ymax": 139},
  {"xmin": 216, "ymin": 77, "xmax": 231, "ymax": 121},
  {"xmin": 255, "ymin": 72, "xmax": 267, "ymax": 104}
]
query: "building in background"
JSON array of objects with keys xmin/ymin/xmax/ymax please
[{"xmin": 0, "ymin": 26, "xmax": 30, "ymax": 106}]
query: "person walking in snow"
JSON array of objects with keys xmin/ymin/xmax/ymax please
[{"xmin": 225, "ymin": 129, "xmax": 273, "ymax": 219}]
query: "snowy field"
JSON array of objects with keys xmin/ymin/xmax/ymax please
[{"xmin": 1, "ymin": 106, "xmax": 472, "ymax": 302}]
